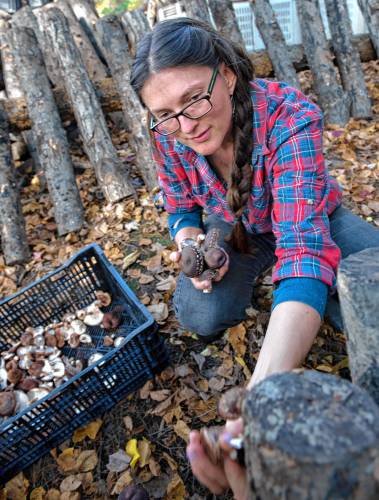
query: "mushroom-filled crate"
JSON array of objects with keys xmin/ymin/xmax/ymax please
[{"xmin": 0, "ymin": 243, "xmax": 169, "ymax": 482}]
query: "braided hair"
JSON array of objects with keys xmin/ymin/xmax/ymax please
[{"xmin": 131, "ymin": 17, "xmax": 254, "ymax": 253}]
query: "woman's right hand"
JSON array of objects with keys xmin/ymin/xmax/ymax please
[{"xmin": 169, "ymin": 248, "xmax": 230, "ymax": 291}]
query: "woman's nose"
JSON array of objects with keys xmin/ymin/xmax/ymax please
[{"xmin": 178, "ymin": 114, "xmax": 197, "ymax": 134}]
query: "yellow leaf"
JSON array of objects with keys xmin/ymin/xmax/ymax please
[
  {"xmin": 331, "ymin": 357, "xmax": 349, "ymax": 374},
  {"xmin": 165, "ymin": 473, "xmax": 186, "ymax": 500},
  {"xmin": 30, "ymin": 487, "xmax": 46, "ymax": 500},
  {"xmin": 173, "ymin": 420, "xmax": 191, "ymax": 443},
  {"xmin": 56, "ymin": 448, "xmax": 79, "ymax": 474},
  {"xmin": 235, "ymin": 356, "xmax": 252, "ymax": 379},
  {"xmin": 138, "ymin": 439, "xmax": 151, "ymax": 468},
  {"xmin": 72, "ymin": 419, "xmax": 102, "ymax": 443},
  {"xmin": 122, "ymin": 250, "xmax": 140, "ymax": 270},
  {"xmin": 125, "ymin": 438, "xmax": 141, "ymax": 468},
  {"xmin": 316, "ymin": 364, "xmax": 333, "ymax": 373},
  {"xmin": 5, "ymin": 472, "xmax": 29, "ymax": 499},
  {"xmin": 228, "ymin": 323, "xmax": 246, "ymax": 357}
]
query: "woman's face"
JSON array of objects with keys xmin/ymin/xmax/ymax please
[{"xmin": 140, "ymin": 64, "xmax": 237, "ymax": 156}]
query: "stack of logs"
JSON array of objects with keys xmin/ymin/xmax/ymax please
[{"xmin": 0, "ymin": 0, "xmax": 158, "ymax": 265}]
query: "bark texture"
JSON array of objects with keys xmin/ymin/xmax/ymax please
[
  {"xmin": 96, "ymin": 16, "xmax": 157, "ymax": 190},
  {"xmin": 120, "ymin": 8, "xmax": 151, "ymax": 56},
  {"xmin": 208, "ymin": 0, "xmax": 245, "ymax": 47},
  {"xmin": 358, "ymin": 0, "xmax": 379, "ymax": 58},
  {"xmin": 184, "ymin": 0, "xmax": 212, "ymax": 24},
  {"xmin": 3, "ymin": 77, "xmax": 122, "ymax": 131},
  {"xmin": 296, "ymin": 0, "xmax": 350, "ymax": 125},
  {"xmin": 337, "ymin": 247, "xmax": 379, "ymax": 406},
  {"xmin": 0, "ymin": 109, "xmax": 30, "ymax": 264},
  {"xmin": 42, "ymin": 7, "xmax": 135, "ymax": 202},
  {"xmin": 12, "ymin": 26, "xmax": 84, "ymax": 236},
  {"xmin": 324, "ymin": 0, "xmax": 372, "ymax": 118},
  {"xmin": 40, "ymin": 0, "xmax": 108, "ymax": 82},
  {"xmin": 11, "ymin": 5, "xmax": 61, "ymax": 87},
  {"xmin": 243, "ymin": 370, "xmax": 379, "ymax": 499},
  {"xmin": 0, "ymin": 21, "xmax": 23, "ymax": 99},
  {"xmin": 249, "ymin": 0, "xmax": 299, "ymax": 89}
]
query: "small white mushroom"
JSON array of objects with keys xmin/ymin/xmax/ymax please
[
  {"xmin": 52, "ymin": 361, "xmax": 65, "ymax": 379},
  {"xmin": 63, "ymin": 312, "xmax": 76, "ymax": 323},
  {"xmin": 0, "ymin": 365, "xmax": 7, "ymax": 390},
  {"xmin": 79, "ymin": 333, "xmax": 92, "ymax": 344},
  {"xmin": 114, "ymin": 337, "xmax": 125, "ymax": 347},
  {"xmin": 88, "ymin": 353, "xmax": 103, "ymax": 365},
  {"xmin": 34, "ymin": 335, "xmax": 45, "ymax": 348},
  {"xmin": 17, "ymin": 346, "xmax": 35, "ymax": 357},
  {"xmin": 83, "ymin": 310, "xmax": 104, "ymax": 326},
  {"xmin": 14, "ymin": 390, "xmax": 30, "ymax": 413},
  {"xmin": 71, "ymin": 320, "xmax": 87, "ymax": 335},
  {"xmin": 27, "ymin": 388, "xmax": 50, "ymax": 404},
  {"xmin": 76, "ymin": 309, "xmax": 86, "ymax": 320},
  {"xmin": 18, "ymin": 356, "xmax": 32, "ymax": 371}
]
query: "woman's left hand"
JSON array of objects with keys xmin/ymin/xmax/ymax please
[{"xmin": 187, "ymin": 418, "xmax": 248, "ymax": 499}]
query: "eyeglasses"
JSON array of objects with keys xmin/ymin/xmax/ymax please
[{"xmin": 150, "ymin": 67, "xmax": 218, "ymax": 136}]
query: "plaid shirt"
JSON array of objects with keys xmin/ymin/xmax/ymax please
[{"xmin": 153, "ymin": 79, "xmax": 342, "ymax": 287}]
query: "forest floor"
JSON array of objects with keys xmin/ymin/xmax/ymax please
[{"xmin": 1, "ymin": 60, "xmax": 379, "ymax": 499}]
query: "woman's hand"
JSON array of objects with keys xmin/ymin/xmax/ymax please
[
  {"xmin": 187, "ymin": 418, "xmax": 248, "ymax": 499},
  {"xmin": 170, "ymin": 248, "xmax": 230, "ymax": 291}
]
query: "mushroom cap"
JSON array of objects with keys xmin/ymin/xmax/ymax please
[
  {"xmin": 0, "ymin": 391, "xmax": 16, "ymax": 416},
  {"xmin": 95, "ymin": 291, "xmax": 112, "ymax": 307},
  {"xmin": 83, "ymin": 311, "xmax": 104, "ymax": 326},
  {"xmin": 181, "ymin": 246, "xmax": 204, "ymax": 277},
  {"xmin": 71, "ymin": 320, "xmax": 87, "ymax": 335}
]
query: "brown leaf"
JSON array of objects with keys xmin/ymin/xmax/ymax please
[
  {"xmin": 72, "ymin": 419, "xmax": 102, "ymax": 443},
  {"xmin": 76, "ymin": 450, "xmax": 98, "ymax": 472},
  {"xmin": 150, "ymin": 389, "xmax": 171, "ymax": 401},
  {"xmin": 162, "ymin": 452, "xmax": 178, "ymax": 471},
  {"xmin": 140, "ymin": 379, "xmax": 154, "ymax": 399},
  {"xmin": 30, "ymin": 487, "xmax": 46, "ymax": 500},
  {"xmin": 111, "ymin": 470, "xmax": 133, "ymax": 496},
  {"xmin": 45, "ymin": 490, "xmax": 60, "ymax": 500},
  {"xmin": 208, "ymin": 377, "xmax": 225, "ymax": 392},
  {"xmin": 138, "ymin": 439, "xmax": 152, "ymax": 467},
  {"xmin": 60, "ymin": 475, "xmax": 82, "ymax": 493},
  {"xmin": 141, "ymin": 254, "xmax": 162, "ymax": 273},
  {"xmin": 56, "ymin": 448, "xmax": 80, "ymax": 474},
  {"xmin": 228, "ymin": 323, "xmax": 247, "ymax": 357},
  {"xmin": 164, "ymin": 474, "xmax": 186, "ymax": 500},
  {"xmin": 139, "ymin": 274, "xmax": 155, "ymax": 284},
  {"xmin": 147, "ymin": 303, "xmax": 169, "ymax": 322},
  {"xmin": 174, "ymin": 365, "xmax": 193, "ymax": 378},
  {"xmin": 60, "ymin": 493, "xmax": 80, "ymax": 500},
  {"xmin": 149, "ymin": 456, "xmax": 161, "ymax": 477},
  {"xmin": 123, "ymin": 416, "xmax": 133, "ymax": 431},
  {"xmin": 173, "ymin": 420, "xmax": 191, "ymax": 443}
]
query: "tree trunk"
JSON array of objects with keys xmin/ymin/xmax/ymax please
[
  {"xmin": 11, "ymin": 5, "xmax": 61, "ymax": 87},
  {"xmin": 184, "ymin": 0, "xmax": 212, "ymax": 24},
  {"xmin": 3, "ymin": 77, "xmax": 122, "ymax": 131},
  {"xmin": 324, "ymin": 0, "xmax": 372, "ymax": 119},
  {"xmin": 295, "ymin": 0, "xmax": 350, "ymax": 126},
  {"xmin": 208, "ymin": 0, "xmax": 245, "ymax": 47},
  {"xmin": 39, "ymin": 0, "xmax": 108, "ymax": 83},
  {"xmin": 337, "ymin": 247, "xmax": 379, "ymax": 406},
  {"xmin": 120, "ymin": 8, "xmax": 151, "ymax": 57},
  {"xmin": 358, "ymin": 0, "xmax": 379, "ymax": 58},
  {"xmin": 0, "ymin": 108, "xmax": 30, "ymax": 264},
  {"xmin": 96, "ymin": 16, "xmax": 158, "ymax": 191},
  {"xmin": 0, "ymin": 21, "xmax": 23, "ymax": 99},
  {"xmin": 249, "ymin": 0, "xmax": 299, "ymax": 89},
  {"xmin": 243, "ymin": 370, "xmax": 379, "ymax": 499},
  {"xmin": 12, "ymin": 26, "xmax": 84, "ymax": 236},
  {"xmin": 67, "ymin": 0, "xmax": 107, "ymax": 67},
  {"xmin": 42, "ymin": 7, "xmax": 135, "ymax": 203}
]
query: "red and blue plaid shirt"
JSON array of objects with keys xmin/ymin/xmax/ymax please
[{"xmin": 153, "ymin": 79, "xmax": 342, "ymax": 287}]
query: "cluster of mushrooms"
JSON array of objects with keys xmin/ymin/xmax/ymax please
[
  {"xmin": 180, "ymin": 229, "xmax": 228, "ymax": 292},
  {"xmin": 0, "ymin": 290, "xmax": 124, "ymax": 420}
]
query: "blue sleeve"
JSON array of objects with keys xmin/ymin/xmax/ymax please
[
  {"xmin": 272, "ymin": 277, "xmax": 328, "ymax": 319},
  {"xmin": 168, "ymin": 207, "xmax": 204, "ymax": 239}
]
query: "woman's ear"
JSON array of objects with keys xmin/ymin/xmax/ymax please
[{"xmin": 219, "ymin": 62, "xmax": 237, "ymax": 95}]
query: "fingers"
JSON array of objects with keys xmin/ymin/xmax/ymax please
[
  {"xmin": 191, "ymin": 277, "xmax": 212, "ymax": 291},
  {"xmin": 169, "ymin": 250, "xmax": 181, "ymax": 263},
  {"xmin": 223, "ymin": 456, "xmax": 248, "ymax": 500},
  {"xmin": 220, "ymin": 418, "xmax": 244, "ymax": 452},
  {"xmin": 213, "ymin": 250, "xmax": 230, "ymax": 282},
  {"xmin": 187, "ymin": 431, "xmax": 229, "ymax": 495}
]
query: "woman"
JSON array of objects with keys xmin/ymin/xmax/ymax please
[{"xmin": 131, "ymin": 17, "xmax": 379, "ymax": 497}]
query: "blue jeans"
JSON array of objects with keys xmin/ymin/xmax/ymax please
[{"xmin": 173, "ymin": 206, "xmax": 379, "ymax": 338}]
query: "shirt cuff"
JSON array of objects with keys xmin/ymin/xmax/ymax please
[
  {"xmin": 168, "ymin": 208, "xmax": 203, "ymax": 239},
  {"xmin": 272, "ymin": 277, "xmax": 328, "ymax": 319}
]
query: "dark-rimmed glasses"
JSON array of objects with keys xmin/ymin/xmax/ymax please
[{"xmin": 149, "ymin": 67, "xmax": 218, "ymax": 136}]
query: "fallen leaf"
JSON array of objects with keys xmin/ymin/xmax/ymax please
[
  {"xmin": 173, "ymin": 420, "xmax": 190, "ymax": 443},
  {"xmin": 138, "ymin": 439, "xmax": 152, "ymax": 467},
  {"xmin": 208, "ymin": 377, "xmax": 225, "ymax": 392},
  {"xmin": 228, "ymin": 323, "xmax": 247, "ymax": 357},
  {"xmin": 139, "ymin": 273, "xmax": 155, "ymax": 284},
  {"xmin": 162, "ymin": 452, "xmax": 178, "ymax": 471},
  {"xmin": 30, "ymin": 487, "xmax": 46, "ymax": 500},
  {"xmin": 4, "ymin": 472, "xmax": 29, "ymax": 499},
  {"xmin": 316, "ymin": 364, "xmax": 333, "ymax": 373},
  {"xmin": 165, "ymin": 473, "xmax": 186, "ymax": 500},
  {"xmin": 122, "ymin": 250, "xmax": 140, "ymax": 270},
  {"xmin": 156, "ymin": 276, "xmax": 176, "ymax": 292},
  {"xmin": 45, "ymin": 490, "xmax": 60, "ymax": 500},
  {"xmin": 147, "ymin": 303, "xmax": 169, "ymax": 322},
  {"xmin": 56, "ymin": 448, "xmax": 79, "ymax": 474},
  {"xmin": 142, "ymin": 254, "xmax": 162, "ymax": 272},
  {"xmin": 235, "ymin": 356, "xmax": 252, "ymax": 379},
  {"xmin": 72, "ymin": 418, "xmax": 102, "ymax": 443},
  {"xmin": 126, "ymin": 438, "xmax": 141, "ymax": 468},
  {"xmin": 140, "ymin": 379, "xmax": 154, "ymax": 399},
  {"xmin": 150, "ymin": 389, "xmax": 171, "ymax": 401},
  {"xmin": 106, "ymin": 449, "xmax": 131, "ymax": 472},
  {"xmin": 60, "ymin": 493, "xmax": 80, "ymax": 500},
  {"xmin": 149, "ymin": 456, "xmax": 161, "ymax": 477},
  {"xmin": 111, "ymin": 470, "xmax": 133, "ymax": 495},
  {"xmin": 59, "ymin": 476, "xmax": 82, "ymax": 493},
  {"xmin": 76, "ymin": 450, "xmax": 98, "ymax": 472},
  {"xmin": 123, "ymin": 416, "xmax": 133, "ymax": 431}
]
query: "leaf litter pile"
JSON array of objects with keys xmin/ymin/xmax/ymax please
[{"xmin": 1, "ymin": 61, "xmax": 379, "ymax": 499}]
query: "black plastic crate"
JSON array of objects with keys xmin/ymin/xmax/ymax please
[{"xmin": 0, "ymin": 243, "xmax": 169, "ymax": 483}]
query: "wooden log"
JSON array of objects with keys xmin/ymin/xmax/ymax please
[
  {"xmin": 120, "ymin": 8, "xmax": 151, "ymax": 56},
  {"xmin": 3, "ymin": 77, "xmax": 122, "ymax": 131},
  {"xmin": 0, "ymin": 20, "xmax": 23, "ymax": 99},
  {"xmin": 243, "ymin": 370, "xmax": 379, "ymax": 499},
  {"xmin": 0, "ymin": 108, "xmax": 30, "ymax": 264},
  {"xmin": 324, "ymin": 0, "xmax": 372, "ymax": 119},
  {"xmin": 42, "ymin": 7, "xmax": 135, "ymax": 203},
  {"xmin": 208, "ymin": 0, "xmax": 245, "ymax": 47},
  {"xmin": 67, "ymin": 0, "xmax": 107, "ymax": 66},
  {"xmin": 183, "ymin": 0, "xmax": 212, "ymax": 24},
  {"xmin": 337, "ymin": 247, "xmax": 379, "ymax": 406},
  {"xmin": 358, "ymin": 0, "xmax": 379, "ymax": 58},
  {"xmin": 249, "ymin": 0, "xmax": 299, "ymax": 89},
  {"xmin": 95, "ymin": 16, "xmax": 157, "ymax": 191},
  {"xmin": 38, "ymin": 0, "xmax": 108, "ymax": 83},
  {"xmin": 12, "ymin": 26, "xmax": 84, "ymax": 236},
  {"xmin": 11, "ymin": 5, "xmax": 61, "ymax": 87},
  {"xmin": 295, "ymin": 0, "xmax": 350, "ymax": 126}
]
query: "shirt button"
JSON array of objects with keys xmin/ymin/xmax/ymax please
[{"xmin": 307, "ymin": 199, "xmax": 314, "ymax": 205}]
